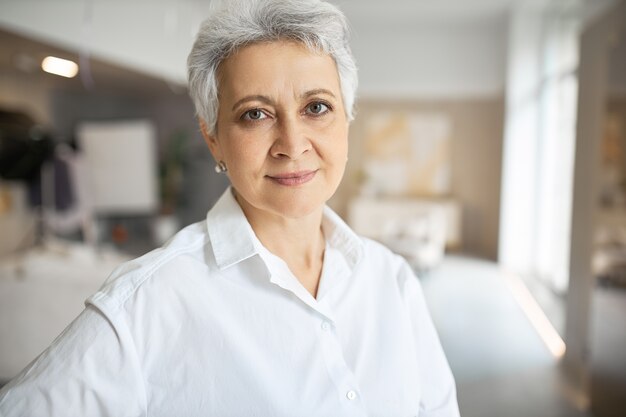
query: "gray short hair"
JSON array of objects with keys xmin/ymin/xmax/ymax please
[{"xmin": 187, "ymin": 0, "xmax": 358, "ymax": 135}]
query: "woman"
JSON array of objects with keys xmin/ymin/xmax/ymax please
[{"xmin": 0, "ymin": 0, "xmax": 459, "ymax": 416}]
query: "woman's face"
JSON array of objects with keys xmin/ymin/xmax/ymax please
[{"xmin": 202, "ymin": 40, "xmax": 349, "ymax": 220}]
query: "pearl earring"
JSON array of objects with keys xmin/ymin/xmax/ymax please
[{"xmin": 214, "ymin": 161, "xmax": 227, "ymax": 173}]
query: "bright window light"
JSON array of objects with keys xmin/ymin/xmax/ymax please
[
  {"xmin": 504, "ymin": 271, "xmax": 567, "ymax": 358},
  {"xmin": 41, "ymin": 56, "xmax": 79, "ymax": 78}
]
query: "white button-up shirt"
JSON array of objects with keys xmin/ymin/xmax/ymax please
[{"xmin": 0, "ymin": 188, "xmax": 459, "ymax": 417}]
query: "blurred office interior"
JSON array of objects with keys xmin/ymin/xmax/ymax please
[{"xmin": 0, "ymin": 0, "xmax": 625, "ymax": 415}]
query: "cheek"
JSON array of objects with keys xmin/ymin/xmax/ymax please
[
  {"xmin": 323, "ymin": 126, "xmax": 349, "ymax": 166},
  {"xmin": 222, "ymin": 132, "xmax": 270, "ymax": 176},
  {"xmin": 222, "ymin": 130, "xmax": 255, "ymax": 159}
]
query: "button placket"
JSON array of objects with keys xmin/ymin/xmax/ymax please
[{"xmin": 316, "ymin": 318, "xmax": 365, "ymax": 414}]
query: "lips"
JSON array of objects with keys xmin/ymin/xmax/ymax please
[{"xmin": 266, "ymin": 170, "xmax": 317, "ymax": 186}]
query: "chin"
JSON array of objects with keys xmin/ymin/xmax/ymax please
[
  {"xmin": 263, "ymin": 191, "xmax": 328, "ymax": 219},
  {"xmin": 234, "ymin": 175, "xmax": 342, "ymax": 220}
]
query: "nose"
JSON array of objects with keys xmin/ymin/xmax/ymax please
[{"xmin": 270, "ymin": 116, "xmax": 312, "ymax": 160}]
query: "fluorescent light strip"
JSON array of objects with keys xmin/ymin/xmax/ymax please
[
  {"xmin": 41, "ymin": 56, "xmax": 79, "ymax": 78},
  {"xmin": 504, "ymin": 271, "xmax": 567, "ymax": 358}
]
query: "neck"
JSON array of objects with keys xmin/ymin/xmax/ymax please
[{"xmin": 234, "ymin": 190, "xmax": 326, "ymax": 297}]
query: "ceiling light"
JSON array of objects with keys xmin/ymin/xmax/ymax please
[{"xmin": 41, "ymin": 56, "xmax": 79, "ymax": 78}]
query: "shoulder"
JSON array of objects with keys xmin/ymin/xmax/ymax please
[
  {"xmin": 357, "ymin": 236, "xmax": 435, "ymax": 330},
  {"xmin": 88, "ymin": 220, "xmax": 213, "ymax": 314},
  {"xmin": 358, "ymin": 236, "xmax": 408, "ymax": 275},
  {"xmin": 355, "ymin": 236, "xmax": 419, "ymax": 296}
]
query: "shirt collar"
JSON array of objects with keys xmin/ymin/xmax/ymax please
[
  {"xmin": 206, "ymin": 187, "xmax": 258, "ymax": 270},
  {"xmin": 321, "ymin": 205, "xmax": 364, "ymax": 271},
  {"xmin": 206, "ymin": 187, "xmax": 364, "ymax": 271}
]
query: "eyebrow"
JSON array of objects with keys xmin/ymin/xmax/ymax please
[
  {"xmin": 301, "ymin": 88, "xmax": 337, "ymax": 99},
  {"xmin": 230, "ymin": 89, "xmax": 337, "ymax": 111},
  {"xmin": 231, "ymin": 95, "xmax": 273, "ymax": 111}
]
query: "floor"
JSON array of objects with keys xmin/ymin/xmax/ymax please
[{"xmin": 422, "ymin": 256, "xmax": 594, "ymax": 417}]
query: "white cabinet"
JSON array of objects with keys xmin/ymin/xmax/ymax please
[{"xmin": 348, "ymin": 197, "xmax": 461, "ymax": 270}]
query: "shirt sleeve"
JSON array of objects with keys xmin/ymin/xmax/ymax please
[
  {"xmin": 0, "ymin": 303, "xmax": 147, "ymax": 417},
  {"xmin": 398, "ymin": 260, "xmax": 461, "ymax": 417}
]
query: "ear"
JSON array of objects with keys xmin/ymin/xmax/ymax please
[{"xmin": 198, "ymin": 118, "xmax": 222, "ymax": 161}]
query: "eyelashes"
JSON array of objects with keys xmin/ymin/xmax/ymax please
[
  {"xmin": 240, "ymin": 108, "xmax": 268, "ymax": 121},
  {"xmin": 305, "ymin": 102, "xmax": 331, "ymax": 115},
  {"xmin": 238, "ymin": 100, "xmax": 333, "ymax": 123}
]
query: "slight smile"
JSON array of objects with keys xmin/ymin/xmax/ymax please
[{"xmin": 266, "ymin": 170, "xmax": 318, "ymax": 186}]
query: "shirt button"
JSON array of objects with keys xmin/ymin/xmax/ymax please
[
  {"xmin": 346, "ymin": 390, "xmax": 357, "ymax": 400},
  {"xmin": 321, "ymin": 321, "xmax": 330, "ymax": 331}
]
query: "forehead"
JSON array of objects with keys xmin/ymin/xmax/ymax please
[{"xmin": 217, "ymin": 40, "xmax": 341, "ymax": 101}]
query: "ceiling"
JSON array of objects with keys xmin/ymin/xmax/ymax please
[
  {"xmin": 0, "ymin": 28, "xmax": 183, "ymax": 99},
  {"xmin": 0, "ymin": 0, "xmax": 621, "ymax": 101}
]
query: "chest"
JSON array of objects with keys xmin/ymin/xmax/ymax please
[{"xmin": 133, "ymin": 277, "xmax": 422, "ymax": 416}]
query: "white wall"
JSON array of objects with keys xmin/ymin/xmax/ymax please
[
  {"xmin": 0, "ymin": 0, "xmax": 508, "ymax": 99},
  {"xmin": 564, "ymin": 2, "xmax": 617, "ymax": 399},
  {"xmin": 350, "ymin": 19, "xmax": 507, "ymax": 99}
]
